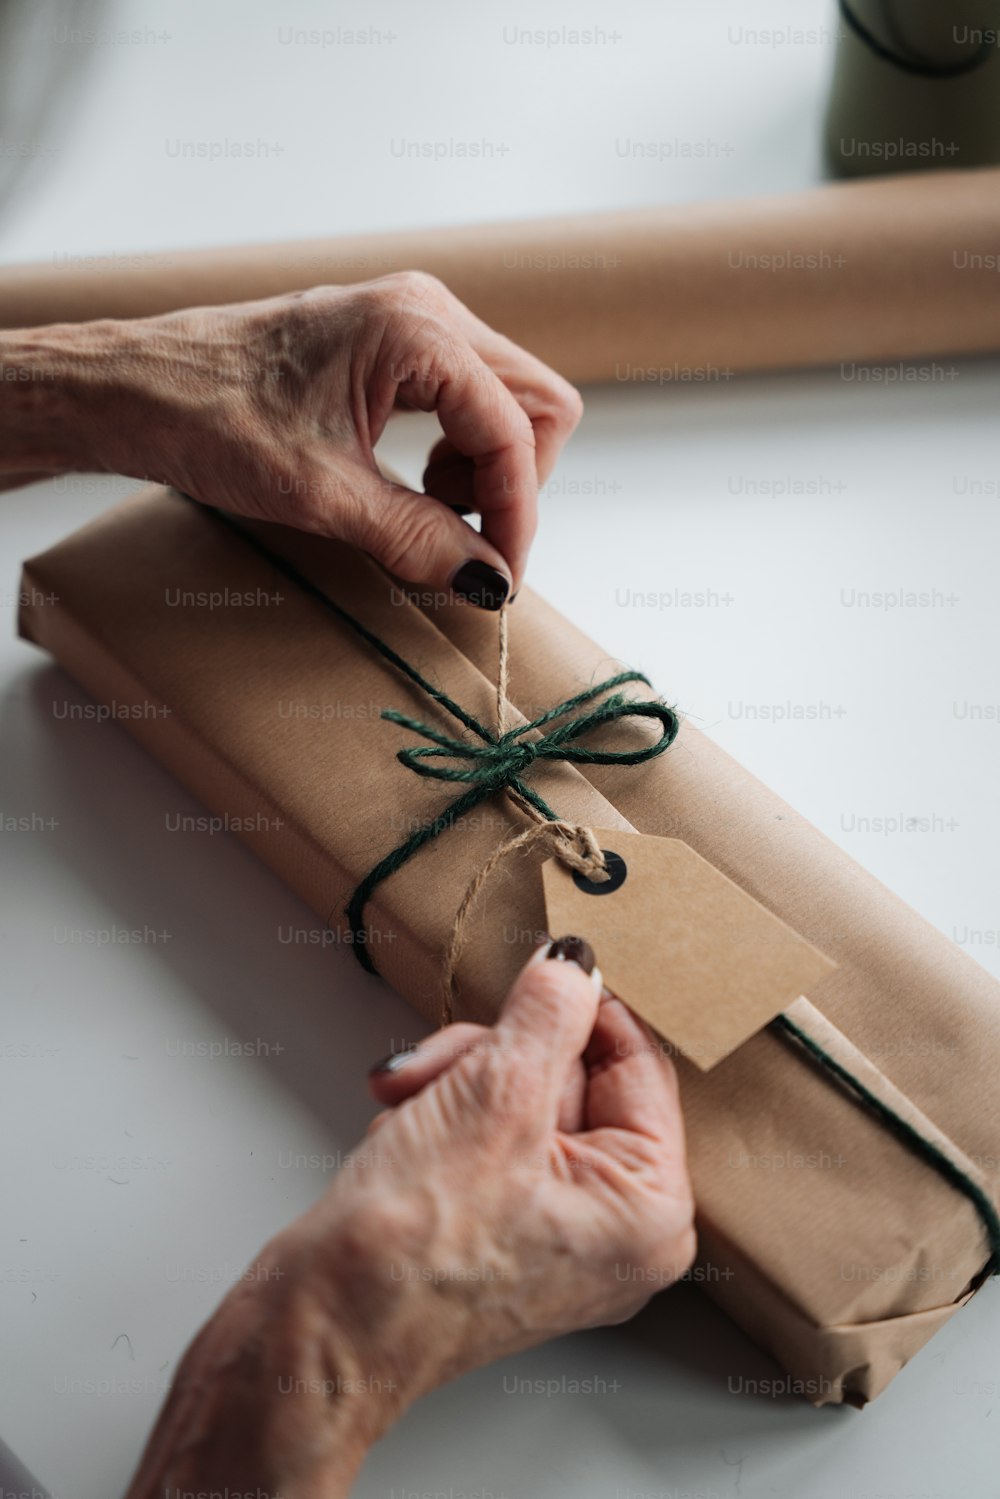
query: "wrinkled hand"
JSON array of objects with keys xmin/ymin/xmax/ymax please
[
  {"xmin": 76, "ymin": 272, "xmax": 583, "ymax": 605},
  {"xmin": 356, "ymin": 937, "xmax": 697, "ymax": 1366},
  {"xmin": 126, "ymin": 939, "xmax": 695, "ymax": 1497}
]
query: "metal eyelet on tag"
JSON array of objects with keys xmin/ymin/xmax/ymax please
[{"xmin": 572, "ymin": 849, "xmax": 627, "ymax": 896}]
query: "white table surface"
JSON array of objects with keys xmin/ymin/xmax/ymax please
[{"xmin": 2, "ymin": 2, "xmax": 999, "ymax": 1495}]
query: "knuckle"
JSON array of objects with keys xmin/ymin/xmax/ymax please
[
  {"xmin": 437, "ymin": 329, "xmax": 478, "ymax": 372},
  {"xmin": 510, "ymin": 402, "xmax": 537, "ymax": 449},
  {"xmin": 398, "ymin": 268, "xmax": 449, "ymax": 301},
  {"xmin": 342, "ymin": 282, "xmax": 395, "ymax": 331},
  {"xmin": 558, "ymin": 380, "xmax": 585, "ymax": 428},
  {"xmin": 538, "ymin": 377, "xmax": 584, "ymax": 437},
  {"xmin": 288, "ymin": 283, "xmax": 334, "ymax": 306},
  {"xmin": 483, "ymin": 391, "xmax": 536, "ymax": 463},
  {"xmin": 378, "ymin": 268, "xmax": 450, "ymax": 315},
  {"xmin": 274, "ymin": 284, "xmax": 339, "ymax": 335}
]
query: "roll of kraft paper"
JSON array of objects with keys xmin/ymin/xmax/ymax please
[
  {"xmin": 826, "ymin": 0, "xmax": 1000, "ymax": 176},
  {"xmin": 2, "ymin": 168, "xmax": 1000, "ymax": 381}
]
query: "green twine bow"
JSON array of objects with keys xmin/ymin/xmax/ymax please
[{"xmin": 346, "ymin": 675, "xmax": 680, "ymax": 971}]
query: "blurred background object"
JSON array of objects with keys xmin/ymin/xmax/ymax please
[
  {"xmin": 826, "ymin": 0, "xmax": 1000, "ymax": 175},
  {"xmin": 0, "ymin": 0, "xmax": 108, "ymax": 213}
]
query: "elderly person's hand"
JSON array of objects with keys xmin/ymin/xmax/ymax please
[
  {"xmin": 1, "ymin": 272, "xmax": 584, "ymax": 605},
  {"xmin": 125, "ymin": 937, "xmax": 695, "ymax": 1497}
]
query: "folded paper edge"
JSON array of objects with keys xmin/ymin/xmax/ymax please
[{"xmin": 695, "ymin": 1216, "xmax": 983, "ymax": 1406}]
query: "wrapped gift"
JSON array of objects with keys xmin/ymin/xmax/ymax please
[{"xmin": 18, "ymin": 486, "xmax": 1000, "ymax": 1405}]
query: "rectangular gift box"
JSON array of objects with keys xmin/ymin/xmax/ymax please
[{"xmin": 18, "ymin": 487, "xmax": 1000, "ymax": 1406}]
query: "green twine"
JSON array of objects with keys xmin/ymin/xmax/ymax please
[
  {"xmin": 186, "ymin": 496, "xmax": 1000, "ymax": 1279},
  {"xmin": 774, "ymin": 1012, "xmax": 1000, "ymax": 1275},
  {"xmin": 346, "ymin": 678, "xmax": 679, "ymax": 970}
]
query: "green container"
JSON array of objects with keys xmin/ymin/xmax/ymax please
[{"xmin": 825, "ymin": 0, "xmax": 1000, "ymax": 175}]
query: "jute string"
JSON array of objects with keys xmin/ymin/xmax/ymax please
[{"xmin": 439, "ymin": 606, "xmax": 609, "ymax": 1022}]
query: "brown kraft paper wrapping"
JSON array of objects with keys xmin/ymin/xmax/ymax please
[
  {"xmin": 3, "ymin": 169, "xmax": 1000, "ymax": 379},
  {"xmin": 17, "ymin": 487, "xmax": 1000, "ymax": 1406}
]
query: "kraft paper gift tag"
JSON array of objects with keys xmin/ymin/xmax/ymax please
[{"xmin": 542, "ymin": 828, "xmax": 836, "ymax": 1069}]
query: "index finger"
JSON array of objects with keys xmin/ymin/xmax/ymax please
[{"xmin": 430, "ymin": 346, "xmax": 539, "ymax": 590}]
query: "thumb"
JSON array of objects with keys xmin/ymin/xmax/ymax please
[
  {"xmin": 496, "ymin": 937, "xmax": 604, "ymax": 1102},
  {"xmin": 350, "ymin": 470, "xmax": 513, "ymax": 611}
]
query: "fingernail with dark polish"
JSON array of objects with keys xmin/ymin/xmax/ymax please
[
  {"xmin": 451, "ymin": 560, "xmax": 511, "ymax": 611},
  {"xmin": 546, "ymin": 935, "xmax": 596, "ymax": 975},
  {"xmin": 369, "ymin": 1047, "xmax": 418, "ymax": 1076}
]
